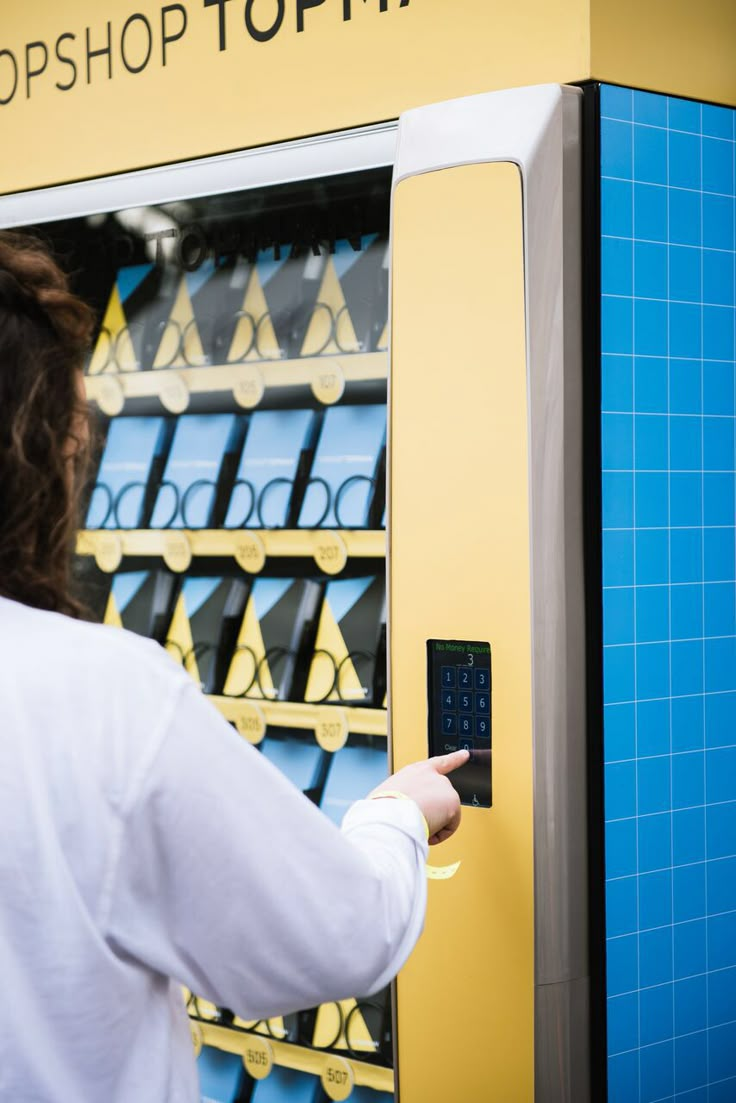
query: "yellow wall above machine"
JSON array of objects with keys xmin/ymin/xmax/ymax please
[{"xmin": 0, "ymin": 0, "xmax": 733, "ymax": 196}]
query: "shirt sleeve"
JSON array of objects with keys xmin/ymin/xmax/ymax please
[{"xmin": 99, "ymin": 681, "xmax": 428, "ymax": 1019}]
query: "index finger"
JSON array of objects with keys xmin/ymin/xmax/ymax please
[{"xmin": 430, "ymin": 749, "xmax": 470, "ymax": 775}]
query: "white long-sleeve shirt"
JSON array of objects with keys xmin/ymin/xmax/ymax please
[{"xmin": 0, "ymin": 596, "xmax": 427, "ymax": 1102}]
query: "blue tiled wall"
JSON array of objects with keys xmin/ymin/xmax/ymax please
[{"xmin": 601, "ymin": 85, "xmax": 736, "ymax": 1102}]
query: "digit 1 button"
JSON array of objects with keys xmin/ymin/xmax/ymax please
[
  {"xmin": 442, "ymin": 714, "xmax": 457, "ymax": 736},
  {"xmin": 458, "ymin": 667, "xmax": 472, "ymax": 689},
  {"xmin": 474, "ymin": 669, "xmax": 489, "ymax": 690},
  {"xmin": 475, "ymin": 716, "xmax": 490, "ymax": 739},
  {"xmin": 442, "ymin": 666, "xmax": 457, "ymax": 688}
]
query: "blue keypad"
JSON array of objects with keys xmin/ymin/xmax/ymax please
[
  {"xmin": 435, "ymin": 659, "xmax": 492, "ymax": 748},
  {"xmin": 441, "ymin": 666, "xmax": 456, "ymax": 688},
  {"xmin": 458, "ymin": 667, "xmax": 473, "ymax": 689},
  {"xmin": 474, "ymin": 668, "xmax": 490, "ymax": 690},
  {"xmin": 428, "ymin": 640, "xmax": 493, "ymax": 809}
]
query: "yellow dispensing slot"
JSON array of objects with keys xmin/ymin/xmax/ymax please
[{"xmin": 390, "ymin": 162, "xmax": 534, "ymax": 1101}]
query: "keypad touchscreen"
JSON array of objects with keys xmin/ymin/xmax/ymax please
[{"xmin": 427, "ymin": 639, "xmax": 492, "ymax": 808}]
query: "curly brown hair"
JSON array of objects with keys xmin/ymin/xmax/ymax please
[{"xmin": 0, "ymin": 230, "xmax": 95, "ymax": 617}]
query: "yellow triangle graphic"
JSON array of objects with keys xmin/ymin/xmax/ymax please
[
  {"xmin": 164, "ymin": 595, "xmax": 199, "ymax": 686},
  {"xmin": 312, "ymin": 1001, "xmax": 346, "ymax": 1049},
  {"xmin": 103, "ymin": 594, "xmax": 123, "ymax": 629},
  {"xmin": 305, "ymin": 598, "xmax": 362, "ymax": 703},
  {"xmin": 228, "ymin": 269, "xmax": 280, "ymax": 362},
  {"xmin": 223, "ymin": 596, "xmax": 273, "ymax": 699},
  {"xmin": 301, "ymin": 258, "xmax": 359, "ymax": 357},
  {"xmin": 152, "ymin": 277, "xmax": 204, "ymax": 369},
  {"xmin": 377, "ymin": 319, "xmax": 388, "ymax": 351},
  {"xmin": 88, "ymin": 284, "xmax": 137, "ymax": 374}
]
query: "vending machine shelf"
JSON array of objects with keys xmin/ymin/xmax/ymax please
[{"xmin": 211, "ymin": 697, "xmax": 387, "ymax": 748}]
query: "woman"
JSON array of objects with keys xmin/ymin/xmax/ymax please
[{"xmin": 0, "ymin": 230, "xmax": 466, "ymax": 1102}]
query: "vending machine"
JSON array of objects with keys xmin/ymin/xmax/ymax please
[{"xmin": 0, "ymin": 2, "xmax": 734, "ymax": 1101}]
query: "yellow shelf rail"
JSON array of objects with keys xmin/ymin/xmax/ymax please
[{"xmin": 210, "ymin": 696, "xmax": 387, "ymax": 750}]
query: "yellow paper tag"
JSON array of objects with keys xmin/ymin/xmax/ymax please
[{"xmin": 426, "ymin": 860, "xmax": 461, "ymax": 880}]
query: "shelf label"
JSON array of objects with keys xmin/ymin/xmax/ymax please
[
  {"xmin": 159, "ymin": 372, "xmax": 190, "ymax": 414},
  {"xmin": 311, "ymin": 362, "xmax": 346, "ymax": 406},
  {"xmin": 242, "ymin": 1035, "xmax": 273, "ymax": 1081},
  {"xmin": 313, "ymin": 532, "xmax": 348, "ymax": 575},
  {"xmin": 321, "ymin": 1055, "xmax": 354, "ymax": 1101},
  {"xmin": 315, "ymin": 707, "xmax": 349, "ymax": 753},
  {"xmin": 190, "ymin": 1021, "xmax": 203, "ymax": 1058},
  {"xmin": 95, "ymin": 375, "xmax": 125, "ymax": 417},
  {"xmin": 232, "ymin": 701, "xmax": 266, "ymax": 745},
  {"xmin": 234, "ymin": 532, "xmax": 266, "ymax": 574},
  {"xmin": 163, "ymin": 532, "xmax": 193, "ymax": 573},
  {"xmin": 95, "ymin": 533, "xmax": 123, "ymax": 573},
  {"xmin": 233, "ymin": 366, "xmax": 265, "ymax": 409}
]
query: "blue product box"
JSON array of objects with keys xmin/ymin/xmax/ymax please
[
  {"xmin": 87, "ymin": 416, "xmax": 170, "ymax": 530},
  {"xmin": 249, "ymin": 1066, "xmax": 321, "ymax": 1103},
  {"xmin": 298, "ymin": 405, "xmax": 386, "ymax": 529},
  {"xmin": 197, "ymin": 1045, "xmax": 243, "ymax": 1103},
  {"xmin": 260, "ymin": 734, "xmax": 324, "ymax": 793},
  {"xmin": 150, "ymin": 414, "xmax": 243, "ymax": 529},
  {"xmin": 321, "ymin": 745, "xmax": 389, "ymax": 826},
  {"xmin": 224, "ymin": 410, "xmax": 316, "ymax": 529}
]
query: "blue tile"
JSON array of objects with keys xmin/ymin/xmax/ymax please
[
  {"xmin": 670, "ymin": 189, "xmax": 702, "ymax": 247},
  {"xmin": 670, "ymin": 358, "xmax": 702, "ymax": 415},
  {"xmin": 702, "ymin": 104, "xmax": 733, "ymax": 140},
  {"xmin": 703, "ymin": 527, "xmax": 735, "ymax": 581},
  {"xmin": 669, "ymin": 131, "xmax": 702, "ymax": 191},
  {"xmin": 707, "ymin": 749, "xmax": 736, "ymax": 806},
  {"xmin": 670, "ymin": 416, "xmax": 702, "ymax": 471},
  {"xmin": 669, "ymin": 244, "xmax": 702, "ymax": 302},
  {"xmin": 603, "ymin": 354, "xmax": 634, "ymax": 412},
  {"xmin": 634, "ymin": 92, "xmax": 668, "ymax": 128},
  {"xmin": 703, "ymin": 137, "xmax": 734, "ymax": 197},
  {"xmin": 603, "ymin": 413, "xmax": 634, "ymax": 470},
  {"xmin": 635, "ymin": 299, "xmax": 668, "ymax": 356},
  {"xmin": 636, "ymin": 472, "xmax": 669, "ymax": 527},
  {"xmin": 603, "ymin": 85, "xmax": 634, "ymax": 122},
  {"xmin": 706, "ymin": 854, "xmax": 736, "ymax": 914},
  {"xmin": 608, "ymin": 932, "xmax": 639, "ymax": 995},
  {"xmin": 709, "ymin": 965, "xmax": 736, "ymax": 1026},
  {"xmin": 711, "ymin": 1075, "xmax": 736, "ymax": 1103},
  {"xmin": 674, "ymin": 919, "xmax": 707, "ymax": 980},
  {"xmin": 608, "ymin": 1050, "xmax": 639, "ymax": 1103},
  {"xmin": 637, "ymin": 642, "xmax": 670, "ymax": 700},
  {"xmin": 607, "ymin": 760, "xmax": 638, "ymax": 819},
  {"xmin": 670, "ymin": 529, "xmax": 703, "ymax": 584},
  {"xmin": 640, "ymin": 869, "xmax": 673, "ymax": 929},
  {"xmin": 635, "ymin": 124, "xmax": 667, "ymax": 186},
  {"xmin": 705, "ymin": 636, "xmax": 736, "ymax": 692},
  {"xmin": 708, "ymin": 910, "xmax": 736, "ymax": 970},
  {"xmin": 605, "ymin": 530, "xmax": 636, "ymax": 588},
  {"xmin": 603, "ymin": 472, "xmax": 635, "ymax": 528},
  {"xmin": 635, "ymin": 356, "xmax": 668, "ymax": 414},
  {"xmin": 706, "ymin": 803, "xmax": 736, "ymax": 862},
  {"xmin": 606, "ymin": 702, "xmax": 637, "ymax": 761},
  {"xmin": 671, "ymin": 584, "xmax": 703, "ymax": 640},
  {"xmin": 673, "ymin": 807, "xmax": 706, "ymax": 865},
  {"xmin": 703, "ymin": 417, "xmax": 735, "ymax": 471},
  {"xmin": 641, "ymin": 1039, "xmax": 674, "ymax": 1102},
  {"xmin": 674, "ymin": 1031, "xmax": 708, "ymax": 1094},
  {"xmin": 607, "ymin": 817, "xmax": 638, "ymax": 878},
  {"xmin": 703, "ymin": 193, "xmax": 735, "ymax": 251},
  {"xmin": 672, "ymin": 695, "xmax": 704, "ymax": 754},
  {"xmin": 704, "ymin": 474, "xmax": 735, "ymax": 525},
  {"xmin": 634, "ymin": 241, "xmax": 668, "ymax": 299},
  {"xmin": 607, "ymin": 875, "xmax": 639, "ymax": 937},
  {"xmin": 640, "ymin": 925, "xmax": 674, "ymax": 988},
  {"xmin": 638, "ymin": 754, "xmax": 672, "ymax": 815},
  {"xmin": 672, "ymin": 751, "xmax": 705, "ymax": 809},
  {"xmin": 603, "ymin": 237, "xmax": 634, "ymax": 296},
  {"xmin": 671, "ymin": 640, "xmax": 704, "ymax": 697},
  {"xmin": 703, "ymin": 305, "xmax": 735, "ymax": 361},
  {"xmin": 636, "ymin": 587, "xmax": 669, "ymax": 644},
  {"xmin": 639, "ymin": 813, "xmax": 672, "ymax": 872},
  {"xmin": 602, "ymin": 119, "xmax": 634, "ymax": 179},
  {"xmin": 603, "ymin": 295, "xmax": 634, "ymax": 355},
  {"xmin": 641, "ymin": 983, "xmax": 674, "ymax": 1046},
  {"xmin": 670, "ymin": 473, "xmax": 702, "ymax": 527},
  {"xmin": 635, "ymin": 182, "xmax": 668, "ymax": 242},
  {"xmin": 635, "ymin": 414, "xmax": 668, "ymax": 470},
  {"xmin": 673, "ymin": 863, "xmax": 706, "ymax": 922},
  {"xmin": 636, "ymin": 529, "xmax": 669, "ymax": 585},
  {"xmin": 638, "ymin": 698, "xmax": 670, "ymax": 757},
  {"xmin": 608, "ymin": 991, "xmax": 640, "ymax": 1054},
  {"xmin": 703, "ymin": 360, "xmax": 735, "ymax": 416},
  {"xmin": 602, "ymin": 177, "xmax": 634, "ymax": 238},
  {"xmin": 669, "ymin": 98, "xmax": 701, "ymax": 134},
  {"xmin": 605, "ymin": 644, "xmax": 636, "ymax": 704},
  {"xmin": 705, "ymin": 692, "xmax": 736, "ymax": 749},
  {"xmin": 703, "ymin": 249, "xmax": 735, "ymax": 307},
  {"xmin": 669, "ymin": 302, "xmax": 702, "ymax": 359},
  {"xmin": 709, "ymin": 1021, "xmax": 736, "ymax": 1082},
  {"xmin": 704, "ymin": 582, "xmax": 736, "ymax": 637}
]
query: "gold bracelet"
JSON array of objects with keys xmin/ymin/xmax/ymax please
[{"xmin": 368, "ymin": 790, "xmax": 430, "ymax": 840}]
